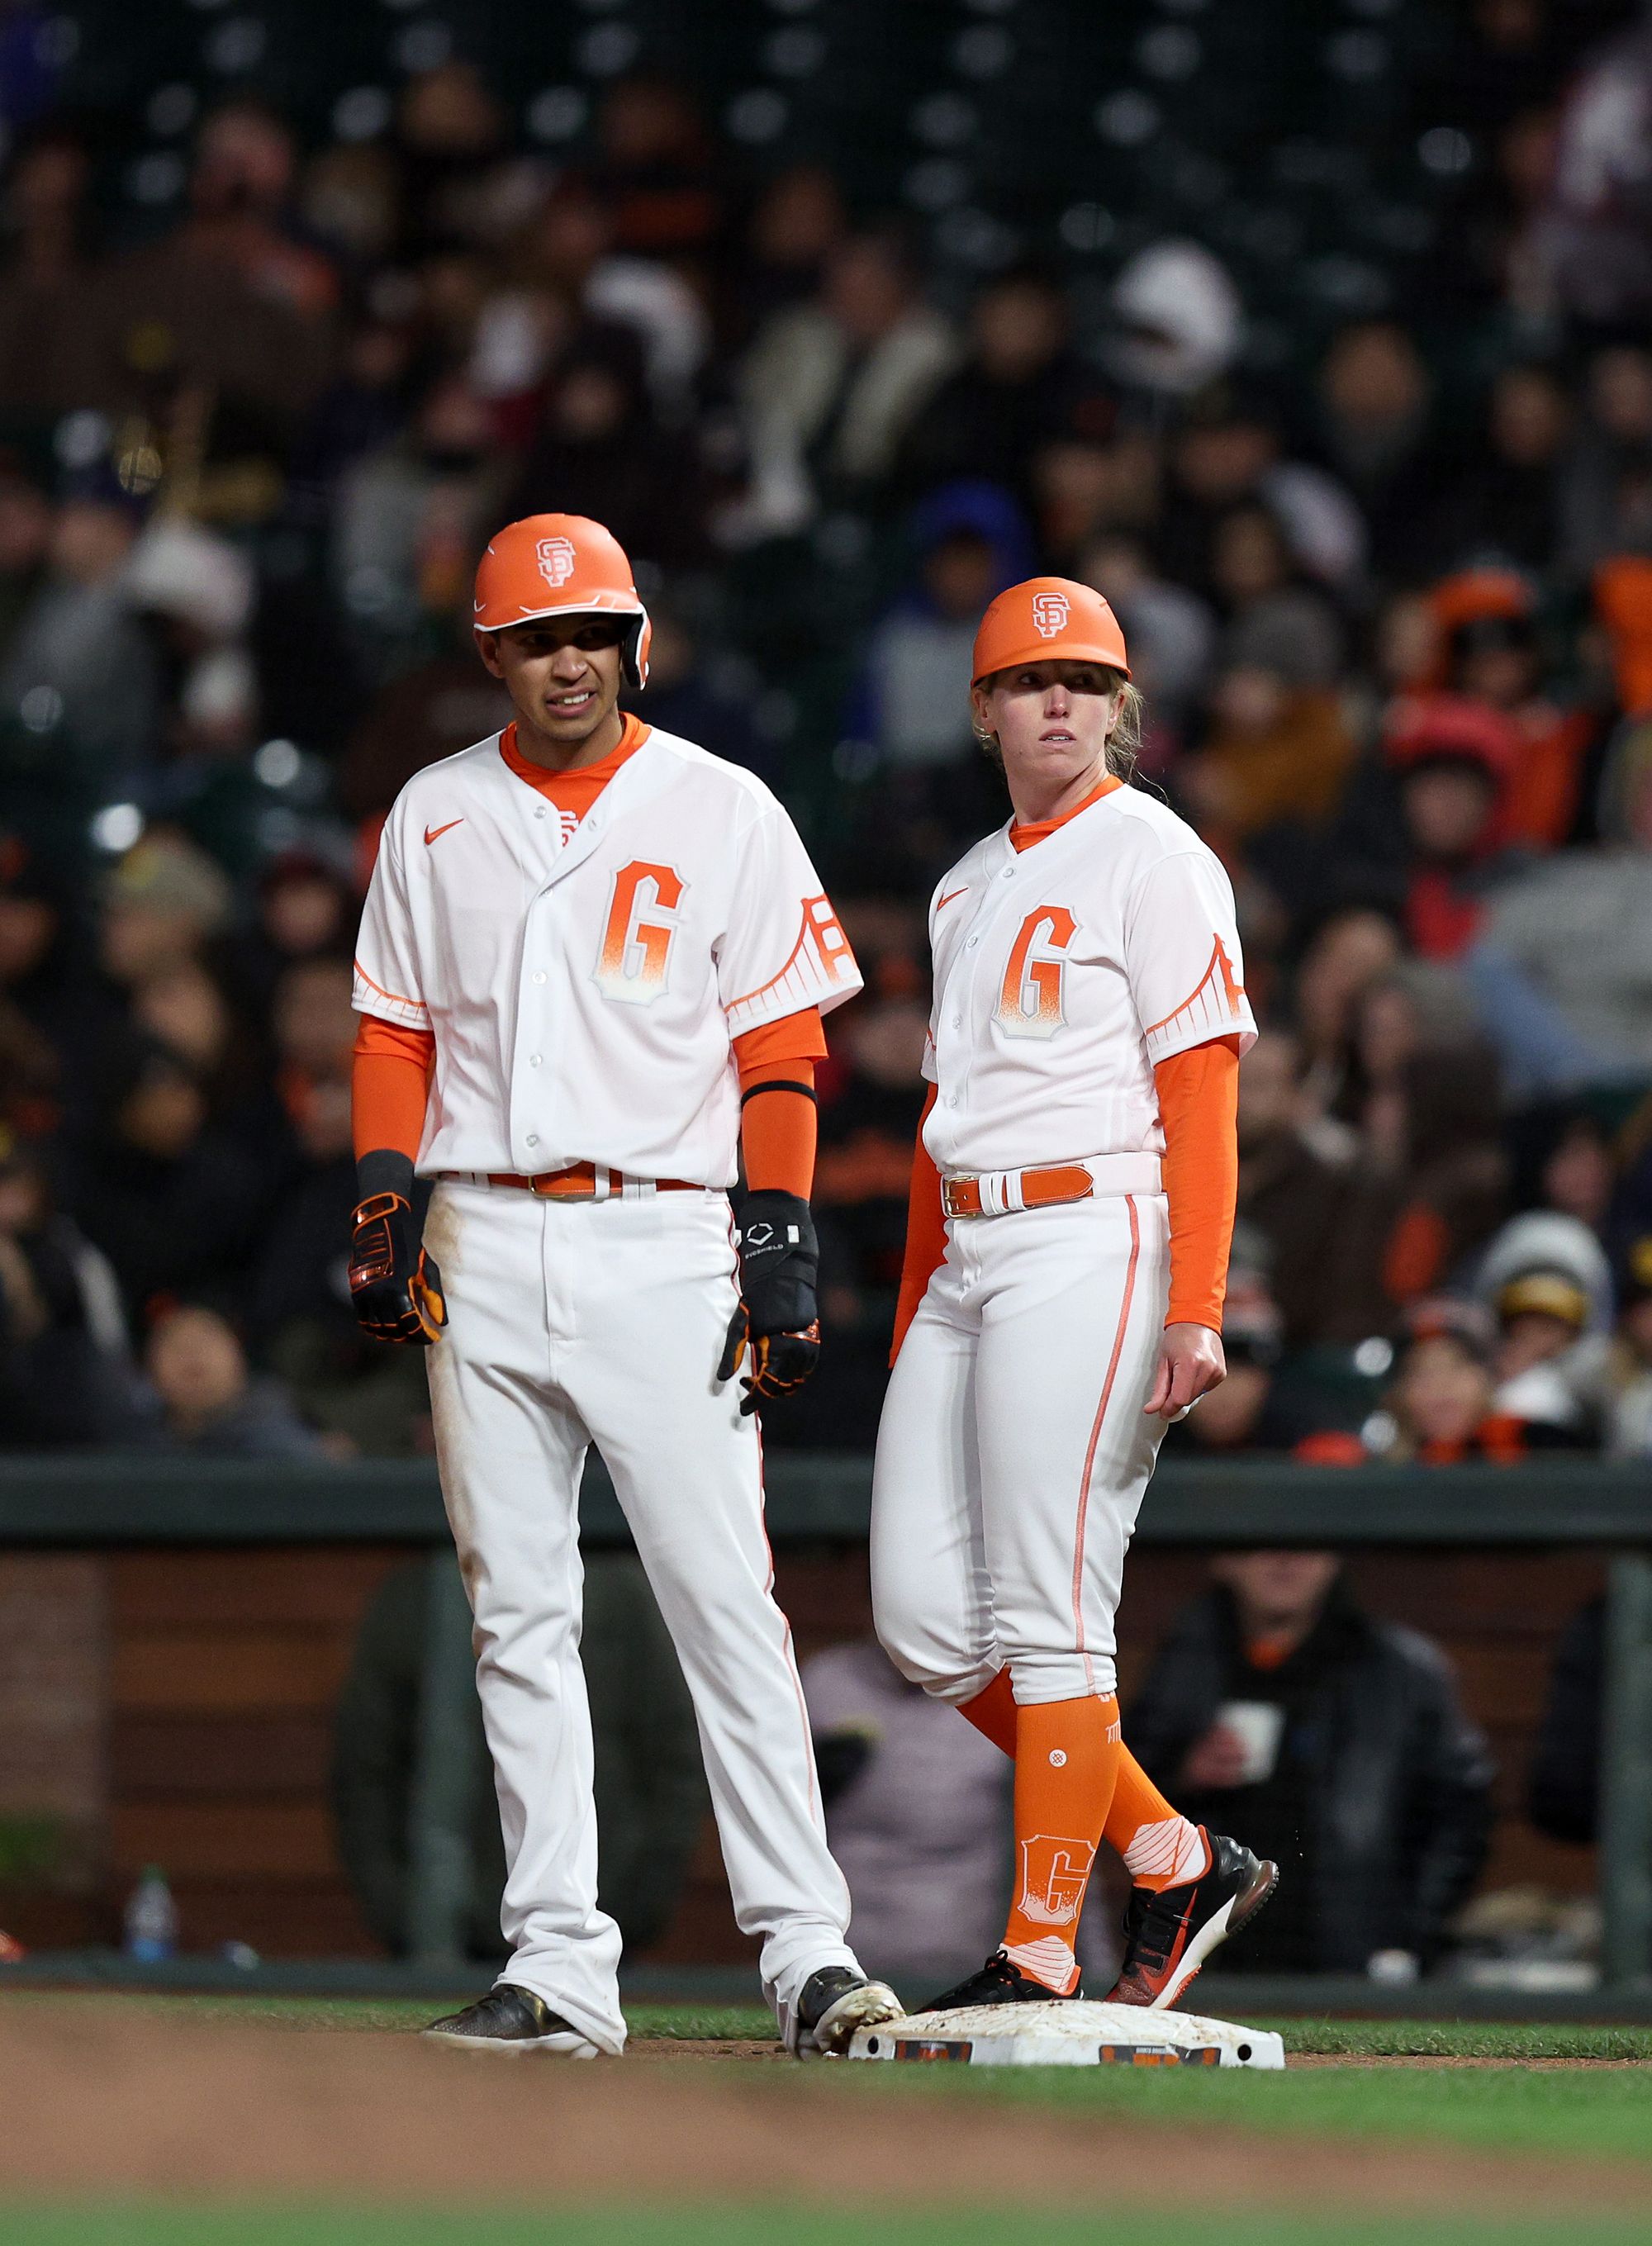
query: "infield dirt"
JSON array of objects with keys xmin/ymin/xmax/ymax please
[{"xmin": 0, "ymin": 2001, "xmax": 1649, "ymax": 2224}]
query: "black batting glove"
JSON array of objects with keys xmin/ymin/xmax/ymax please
[
  {"xmin": 718, "ymin": 1188, "xmax": 820, "ymax": 1416},
  {"xmin": 349, "ymin": 1191, "xmax": 448, "ymax": 1345}
]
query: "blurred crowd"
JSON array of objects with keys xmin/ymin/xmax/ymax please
[{"xmin": 2, "ymin": 7, "xmax": 1652, "ymax": 1463}]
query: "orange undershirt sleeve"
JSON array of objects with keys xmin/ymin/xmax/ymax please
[
  {"xmin": 353, "ymin": 1014, "xmax": 436, "ymax": 1162},
  {"xmin": 890, "ymin": 1084, "xmax": 946, "ymax": 1365},
  {"xmin": 735, "ymin": 1007, "xmax": 827, "ymax": 1198},
  {"xmin": 1153, "ymin": 1034, "xmax": 1241, "ymax": 1332}
]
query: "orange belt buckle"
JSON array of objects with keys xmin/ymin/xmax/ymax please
[{"xmin": 531, "ymin": 1162, "xmax": 601, "ymax": 1200}]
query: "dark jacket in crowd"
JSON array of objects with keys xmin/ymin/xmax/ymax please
[
  {"xmin": 1127, "ymin": 1582, "xmax": 1495, "ymax": 1972},
  {"xmin": 331, "ymin": 1551, "xmax": 707, "ymax": 1959},
  {"xmin": 1527, "ymin": 1595, "xmax": 1604, "ymax": 1846}
]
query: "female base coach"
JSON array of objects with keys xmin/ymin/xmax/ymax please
[{"xmin": 871, "ymin": 576, "xmax": 1278, "ymax": 2012}]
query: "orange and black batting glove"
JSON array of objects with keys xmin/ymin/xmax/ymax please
[
  {"xmin": 718, "ymin": 1188, "xmax": 820, "ymax": 1417},
  {"xmin": 349, "ymin": 1188, "xmax": 448, "ymax": 1346}
]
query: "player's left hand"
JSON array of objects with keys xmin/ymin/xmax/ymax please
[
  {"xmin": 719, "ymin": 1188, "xmax": 821, "ymax": 1416},
  {"xmin": 1144, "ymin": 1321, "xmax": 1226, "ymax": 1421}
]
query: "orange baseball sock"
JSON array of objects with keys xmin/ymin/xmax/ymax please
[
  {"xmin": 1000, "ymin": 1694, "xmax": 1121, "ymax": 1995},
  {"xmin": 958, "ymin": 1668, "xmax": 1016, "ymax": 1754},
  {"xmin": 1103, "ymin": 1749, "xmax": 1210, "ymax": 1892}
]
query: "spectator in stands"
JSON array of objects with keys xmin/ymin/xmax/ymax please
[
  {"xmin": 1384, "ymin": 698, "xmax": 1520, "ymax": 960},
  {"xmin": 733, "ymin": 229, "xmax": 957, "ymax": 538},
  {"xmin": 508, "ymin": 330, "xmax": 708, "ymax": 569},
  {"xmin": 734, "ymin": 164, "xmax": 848, "ymax": 334},
  {"xmin": 0, "ymin": 1126, "xmax": 140, "ymax": 1448},
  {"xmin": 69, "ymin": 1038, "xmax": 266, "ymax": 1317},
  {"xmin": 97, "ymin": 831, "xmax": 233, "ymax": 996},
  {"xmin": 1379, "ymin": 1301, "xmax": 1555, "ymax": 1461},
  {"xmin": 1605, "ymin": 1237, "xmax": 1652, "ymax": 1456},
  {"xmin": 137, "ymin": 1299, "xmax": 322, "ymax": 1459},
  {"xmin": 1431, "ymin": 368, "xmax": 1571, "ymax": 577},
  {"xmin": 586, "ymin": 74, "xmax": 727, "ymax": 277},
  {"xmin": 852, "ymin": 482, "xmax": 1032, "ymax": 777},
  {"xmin": 1475, "ymin": 1210, "xmax": 1612, "ymax": 1445},
  {"xmin": 1236, "ymin": 1028, "xmax": 1388, "ymax": 1349},
  {"xmin": 1293, "ymin": 908, "xmax": 1403, "ymax": 1151},
  {"xmin": 1187, "ymin": 659, "xmax": 1355, "ymax": 847},
  {"xmin": 334, "ymin": 1552, "xmax": 706, "ymax": 1959},
  {"xmin": 1312, "ymin": 321, "xmax": 1444, "ymax": 582},
  {"xmin": 1, "ymin": 482, "xmax": 159, "ymax": 778},
  {"xmin": 1374, "ymin": 1039, "xmax": 1509, "ymax": 1308},
  {"xmin": 1127, "ymin": 1550, "xmax": 1494, "ymax": 1974},
  {"xmin": 1433, "ymin": 577, "xmax": 1595, "ymax": 850},
  {"xmin": 1209, "ymin": 504, "xmax": 1345, "ymax": 690},
  {"xmin": 896, "ymin": 266, "xmax": 1104, "ymax": 509},
  {"xmin": 1559, "ymin": 346, "xmax": 1652, "ymax": 574},
  {"xmin": 1478, "ymin": 716, "xmax": 1652, "ymax": 1079}
]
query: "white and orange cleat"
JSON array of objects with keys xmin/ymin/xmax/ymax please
[{"xmin": 1105, "ymin": 1831, "xmax": 1278, "ymax": 2011}]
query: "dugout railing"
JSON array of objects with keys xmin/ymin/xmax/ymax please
[{"xmin": 0, "ymin": 1454, "xmax": 1649, "ymax": 2004}]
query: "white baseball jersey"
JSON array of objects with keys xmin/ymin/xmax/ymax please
[
  {"xmin": 352, "ymin": 724, "xmax": 862, "ymax": 1184},
  {"xmin": 921, "ymin": 782, "xmax": 1256, "ymax": 1176}
]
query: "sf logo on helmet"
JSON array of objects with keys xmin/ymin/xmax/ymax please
[
  {"xmin": 1032, "ymin": 591, "xmax": 1070, "ymax": 638},
  {"xmin": 536, "ymin": 536, "xmax": 577, "ymax": 587}
]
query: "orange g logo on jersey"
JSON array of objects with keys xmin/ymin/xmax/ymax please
[
  {"xmin": 1016, "ymin": 1835, "xmax": 1095, "ymax": 1927},
  {"xmin": 996, "ymin": 905, "xmax": 1077, "ymax": 1040},
  {"xmin": 536, "ymin": 535, "xmax": 577, "ymax": 587},
  {"xmin": 1032, "ymin": 590, "xmax": 1070, "ymax": 638},
  {"xmin": 596, "ymin": 861, "xmax": 683, "ymax": 1006}
]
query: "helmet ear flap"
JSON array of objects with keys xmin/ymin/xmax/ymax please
[{"xmin": 626, "ymin": 605, "xmax": 652, "ymax": 690}]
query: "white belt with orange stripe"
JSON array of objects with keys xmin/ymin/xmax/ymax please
[{"xmin": 941, "ymin": 1150, "xmax": 1162, "ymax": 1219}]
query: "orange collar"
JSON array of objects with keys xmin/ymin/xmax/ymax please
[
  {"xmin": 500, "ymin": 711, "xmax": 650, "ymax": 800},
  {"xmin": 1009, "ymin": 773, "xmax": 1123, "ymax": 853}
]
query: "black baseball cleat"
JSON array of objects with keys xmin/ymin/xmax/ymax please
[
  {"xmin": 783, "ymin": 1966, "xmax": 904, "ymax": 2058},
  {"xmin": 423, "ymin": 1984, "xmax": 603, "ymax": 2057},
  {"xmin": 919, "ymin": 1949, "xmax": 1082, "ymax": 2012},
  {"xmin": 1105, "ymin": 1829, "xmax": 1279, "ymax": 2011}
]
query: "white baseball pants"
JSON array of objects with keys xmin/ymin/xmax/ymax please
[
  {"xmin": 871, "ymin": 1189, "xmax": 1170, "ymax": 1708},
  {"xmin": 424, "ymin": 1180, "xmax": 858, "ymax": 2054}
]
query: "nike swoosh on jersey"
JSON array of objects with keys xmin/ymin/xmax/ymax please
[
  {"xmin": 937, "ymin": 887, "xmax": 969, "ymax": 911},
  {"xmin": 423, "ymin": 819, "xmax": 465, "ymax": 845}
]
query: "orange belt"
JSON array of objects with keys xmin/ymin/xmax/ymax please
[
  {"xmin": 942, "ymin": 1164, "xmax": 1095, "ymax": 1218},
  {"xmin": 459, "ymin": 1162, "xmax": 701, "ymax": 1200},
  {"xmin": 940, "ymin": 1150, "xmax": 1162, "ymax": 1218}
]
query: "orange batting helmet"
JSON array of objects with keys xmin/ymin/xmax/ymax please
[
  {"xmin": 472, "ymin": 513, "xmax": 652, "ymax": 687},
  {"xmin": 972, "ymin": 576, "xmax": 1130, "ymax": 684}
]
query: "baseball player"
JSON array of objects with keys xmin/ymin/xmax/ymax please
[
  {"xmin": 871, "ymin": 577, "xmax": 1278, "ymax": 2013},
  {"xmin": 347, "ymin": 512, "xmax": 900, "ymax": 2058}
]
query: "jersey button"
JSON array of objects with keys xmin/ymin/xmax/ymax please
[
  {"xmin": 526, "ymin": 1134, "xmax": 539, "ymax": 1147},
  {"xmin": 533, "ymin": 971, "xmax": 546, "ymax": 985},
  {"xmin": 529, "ymin": 1054, "xmax": 543, "ymax": 1067},
  {"xmin": 966, "ymin": 936, "xmax": 979, "ymax": 948},
  {"xmin": 534, "ymin": 806, "xmax": 547, "ymax": 819},
  {"xmin": 951, "ymin": 1015, "xmax": 961, "ymax": 1028},
  {"xmin": 1002, "ymin": 867, "xmax": 1014, "ymax": 878}
]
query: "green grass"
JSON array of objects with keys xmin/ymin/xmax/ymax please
[
  {"xmin": 1258, "ymin": 2016, "xmax": 1652, "ymax": 2062},
  {"xmin": 6, "ymin": 2210, "xmax": 1652, "ymax": 2246},
  {"xmin": 9, "ymin": 1992, "xmax": 1652, "ymax": 2063},
  {"xmin": 805, "ymin": 2054, "xmax": 1652, "ymax": 2166}
]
